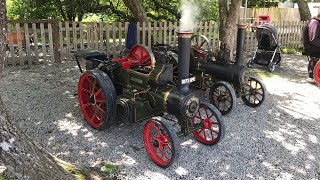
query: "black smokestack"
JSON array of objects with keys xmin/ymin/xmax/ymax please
[
  {"xmin": 235, "ymin": 23, "xmax": 248, "ymax": 65},
  {"xmin": 178, "ymin": 32, "xmax": 192, "ymax": 94}
]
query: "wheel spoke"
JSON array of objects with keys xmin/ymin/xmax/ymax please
[
  {"xmin": 210, "ymin": 129, "xmax": 219, "ymax": 135},
  {"xmin": 95, "ymin": 104, "xmax": 106, "ymax": 114},
  {"xmin": 159, "ymin": 147, "xmax": 170, "ymax": 161},
  {"xmin": 204, "ymin": 108, "xmax": 209, "ymax": 119},
  {"xmin": 200, "ymin": 40, "xmax": 207, "ymax": 47},
  {"xmin": 81, "ymin": 87, "xmax": 91, "ymax": 94},
  {"xmin": 95, "ymin": 88, "xmax": 102, "ymax": 96},
  {"xmin": 91, "ymin": 79, "xmax": 97, "ymax": 93}
]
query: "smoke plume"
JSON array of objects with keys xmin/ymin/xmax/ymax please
[{"xmin": 179, "ymin": 0, "xmax": 200, "ymax": 32}]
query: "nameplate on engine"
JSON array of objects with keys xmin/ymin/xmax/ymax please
[{"xmin": 181, "ymin": 77, "xmax": 196, "ymax": 84}]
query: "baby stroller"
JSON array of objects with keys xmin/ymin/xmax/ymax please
[{"xmin": 247, "ymin": 23, "xmax": 282, "ymax": 72}]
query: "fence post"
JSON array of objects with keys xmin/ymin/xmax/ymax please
[{"xmin": 52, "ymin": 20, "xmax": 60, "ymax": 63}]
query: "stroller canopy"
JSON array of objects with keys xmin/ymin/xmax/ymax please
[{"xmin": 256, "ymin": 23, "xmax": 279, "ymax": 50}]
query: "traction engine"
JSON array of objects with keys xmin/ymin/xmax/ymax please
[
  {"xmin": 153, "ymin": 24, "xmax": 266, "ymax": 115},
  {"xmin": 75, "ymin": 32, "xmax": 225, "ymax": 168}
]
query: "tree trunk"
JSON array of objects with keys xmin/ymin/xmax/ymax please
[
  {"xmin": 0, "ymin": 0, "xmax": 6, "ymax": 77},
  {"xmin": 296, "ymin": 0, "xmax": 311, "ymax": 21},
  {"xmin": 217, "ymin": 0, "xmax": 241, "ymax": 63},
  {"xmin": 123, "ymin": 0, "xmax": 148, "ymax": 22},
  {"xmin": 0, "ymin": 99, "xmax": 75, "ymax": 179}
]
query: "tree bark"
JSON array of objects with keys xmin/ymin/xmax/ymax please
[
  {"xmin": 217, "ymin": 0, "xmax": 241, "ymax": 63},
  {"xmin": 296, "ymin": 0, "xmax": 311, "ymax": 21},
  {"xmin": 0, "ymin": 102, "xmax": 74, "ymax": 179},
  {"xmin": 0, "ymin": 0, "xmax": 6, "ymax": 77},
  {"xmin": 123, "ymin": 0, "xmax": 148, "ymax": 22}
]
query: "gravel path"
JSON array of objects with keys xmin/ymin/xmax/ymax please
[{"xmin": 0, "ymin": 54, "xmax": 320, "ymax": 179}]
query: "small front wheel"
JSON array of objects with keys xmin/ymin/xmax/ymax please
[
  {"xmin": 209, "ymin": 81, "xmax": 236, "ymax": 115},
  {"xmin": 241, "ymin": 77, "xmax": 266, "ymax": 107},
  {"xmin": 192, "ymin": 102, "xmax": 225, "ymax": 145},
  {"xmin": 143, "ymin": 119, "xmax": 180, "ymax": 168}
]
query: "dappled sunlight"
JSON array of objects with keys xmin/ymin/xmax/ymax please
[
  {"xmin": 264, "ymin": 125, "xmax": 307, "ymax": 155},
  {"xmin": 1, "ymin": 55, "xmax": 320, "ymax": 179},
  {"xmin": 175, "ymin": 166, "xmax": 188, "ymax": 176}
]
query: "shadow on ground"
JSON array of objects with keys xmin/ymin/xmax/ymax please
[{"xmin": 0, "ymin": 55, "xmax": 319, "ymax": 179}]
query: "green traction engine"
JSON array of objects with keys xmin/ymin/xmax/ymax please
[{"xmin": 75, "ymin": 32, "xmax": 225, "ymax": 168}]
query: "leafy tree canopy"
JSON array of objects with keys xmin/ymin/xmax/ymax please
[{"xmin": 7, "ymin": 0, "xmax": 219, "ymax": 22}]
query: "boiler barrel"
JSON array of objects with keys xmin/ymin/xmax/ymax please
[{"xmin": 201, "ymin": 62, "xmax": 247, "ymax": 85}]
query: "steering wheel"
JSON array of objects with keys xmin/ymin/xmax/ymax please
[{"xmin": 128, "ymin": 45, "xmax": 155, "ymax": 67}]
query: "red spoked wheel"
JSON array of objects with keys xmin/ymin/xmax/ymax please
[
  {"xmin": 209, "ymin": 81, "xmax": 237, "ymax": 115},
  {"xmin": 241, "ymin": 77, "xmax": 266, "ymax": 107},
  {"xmin": 143, "ymin": 119, "xmax": 180, "ymax": 168},
  {"xmin": 314, "ymin": 60, "xmax": 320, "ymax": 87},
  {"xmin": 192, "ymin": 102, "xmax": 225, "ymax": 145},
  {"xmin": 191, "ymin": 34, "xmax": 210, "ymax": 59},
  {"xmin": 128, "ymin": 44, "xmax": 155, "ymax": 66},
  {"xmin": 78, "ymin": 69, "xmax": 117, "ymax": 130}
]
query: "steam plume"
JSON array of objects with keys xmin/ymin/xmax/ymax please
[{"xmin": 179, "ymin": 0, "xmax": 200, "ymax": 32}]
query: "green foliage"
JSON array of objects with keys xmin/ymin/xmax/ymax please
[
  {"xmin": 281, "ymin": 48, "xmax": 302, "ymax": 55},
  {"xmin": 0, "ymin": 176, "xmax": 4, "ymax": 180},
  {"xmin": 101, "ymin": 163, "xmax": 118, "ymax": 176},
  {"xmin": 7, "ymin": 0, "xmax": 59, "ymax": 20},
  {"xmin": 7, "ymin": 0, "xmax": 219, "ymax": 22},
  {"xmin": 58, "ymin": 162, "xmax": 87, "ymax": 180},
  {"xmin": 242, "ymin": 0, "xmax": 286, "ymax": 8}
]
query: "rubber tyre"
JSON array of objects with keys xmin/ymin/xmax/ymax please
[
  {"xmin": 268, "ymin": 63, "xmax": 276, "ymax": 72},
  {"xmin": 241, "ymin": 77, "xmax": 266, "ymax": 107},
  {"xmin": 314, "ymin": 60, "xmax": 320, "ymax": 87},
  {"xmin": 209, "ymin": 81, "xmax": 237, "ymax": 115},
  {"xmin": 143, "ymin": 119, "xmax": 180, "ymax": 168},
  {"xmin": 192, "ymin": 102, "xmax": 225, "ymax": 145},
  {"xmin": 78, "ymin": 69, "xmax": 117, "ymax": 130},
  {"xmin": 246, "ymin": 58, "xmax": 254, "ymax": 68}
]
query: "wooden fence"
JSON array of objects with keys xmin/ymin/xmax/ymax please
[{"xmin": 4, "ymin": 20, "xmax": 307, "ymax": 67}]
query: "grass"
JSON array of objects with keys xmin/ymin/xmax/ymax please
[
  {"xmin": 281, "ymin": 48, "xmax": 302, "ymax": 55},
  {"xmin": 101, "ymin": 163, "xmax": 118, "ymax": 176},
  {"xmin": 250, "ymin": 69, "xmax": 279, "ymax": 79},
  {"xmin": 58, "ymin": 162, "xmax": 87, "ymax": 180},
  {"xmin": 0, "ymin": 176, "xmax": 5, "ymax": 180}
]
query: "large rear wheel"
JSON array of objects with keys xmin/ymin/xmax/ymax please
[
  {"xmin": 314, "ymin": 60, "xmax": 320, "ymax": 87},
  {"xmin": 78, "ymin": 69, "xmax": 117, "ymax": 130},
  {"xmin": 143, "ymin": 119, "xmax": 180, "ymax": 168},
  {"xmin": 192, "ymin": 102, "xmax": 225, "ymax": 145}
]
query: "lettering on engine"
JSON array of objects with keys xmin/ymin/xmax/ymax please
[{"xmin": 181, "ymin": 77, "xmax": 196, "ymax": 85}]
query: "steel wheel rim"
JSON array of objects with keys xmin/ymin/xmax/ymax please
[
  {"xmin": 192, "ymin": 106, "xmax": 220, "ymax": 144},
  {"xmin": 314, "ymin": 61, "xmax": 320, "ymax": 86},
  {"xmin": 144, "ymin": 120, "xmax": 174, "ymax": 167},
  {"xmin": 192, "ymin": 35, "xmax": 210, "ymax": 59},
  {"xmin": 211, "ymin": 86, "xmax": 232, "ymax": 113},
  {"xmin": 243, "ymin": 79, "xmax": 264, "ymax": 105},
  {"xmin": 78, "ymin": 73, "xmax": 106, "ymax": 129}
]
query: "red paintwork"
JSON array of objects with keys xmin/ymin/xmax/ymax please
[
  {"xmin": 193, "ymin": 46, "xmax": 207, "ymax": 59},
  {"xmin": 143, "ymin": 120, "xmax": 173, "ymax": 167},
  {"xmin": 78, "ymin": 73, "xmax": 106, "ymax": 129},
  {"xmin": 192, "ymin": 107, "xmax": 219, "ymax": 145},
  {"xmin": 111, "ymin": 45, "xmax": 152, "ymax": 69},
  {"xmin": 314, "ymin": 61, "xmax": 320, "ymax": 87}
]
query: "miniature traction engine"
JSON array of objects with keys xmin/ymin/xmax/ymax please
[{"xmin": 75, "ymin": 32, "xmax": 225, "ymax": 168}]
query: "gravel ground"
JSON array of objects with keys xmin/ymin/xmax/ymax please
[{"xmin": 0, "ymin": 54, "xmax": 320, "ymax": 179}]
